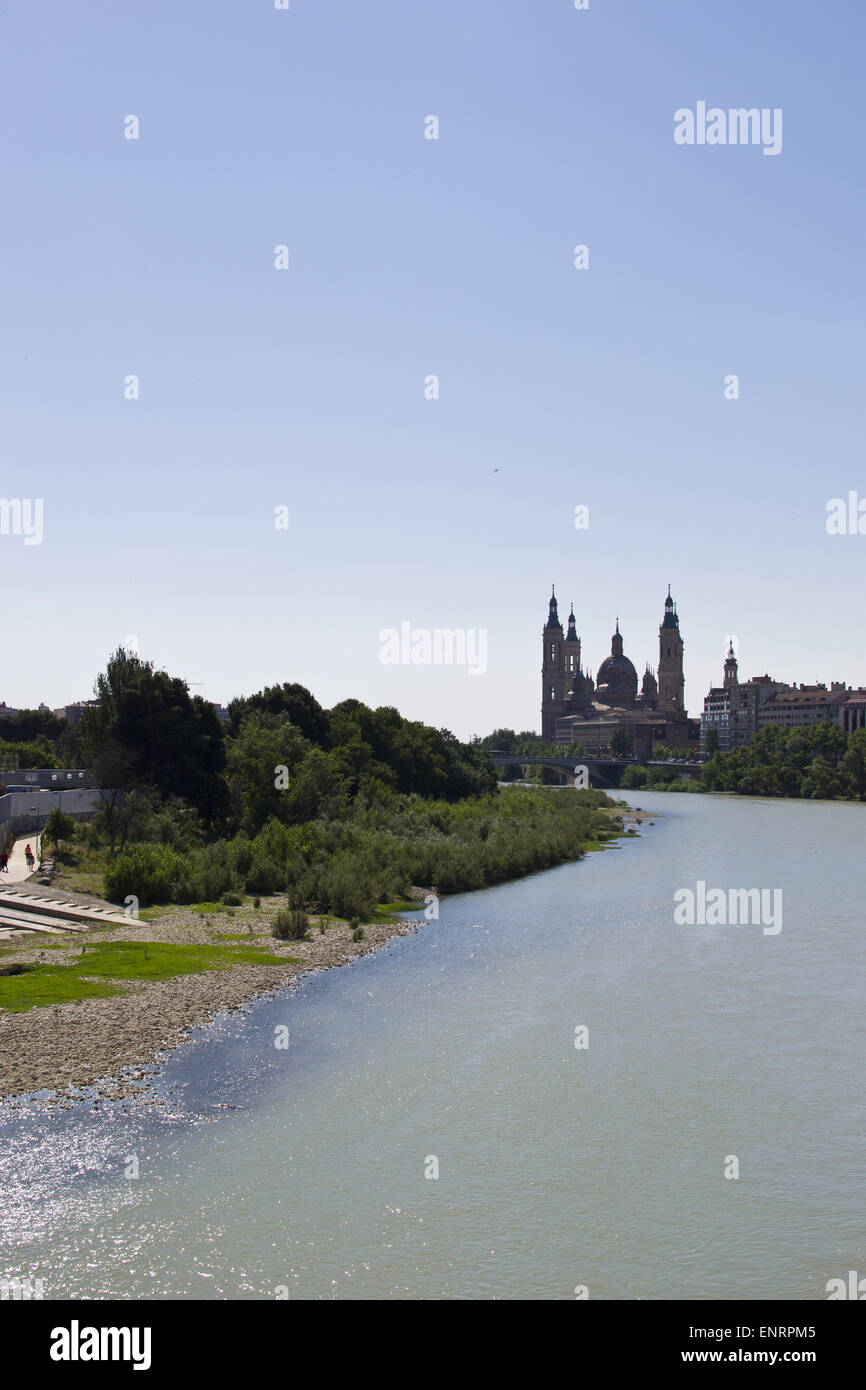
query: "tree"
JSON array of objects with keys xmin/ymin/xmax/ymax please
[
  {"xmin": 801, "ymin": 755, "xmax": 849, "ymax": 800},
  {"xmin": 621, "ymin": 765, "xmax": 648, "ymax": 789},
  {"xmin": 842, "ymin": 728, "xmax": 866, "ymax": 800},
  {"xmin": 229, "ymin": 683, "xmax": 328, "ymax": 746},
  {"xmin": 226, "ymin": 712, "xmax": 311, "ymax": 834},
  {"xmin": 87, "ymin": 738, "xmax": 140, "ymax": 856},
  {"xmin": 43, "ymin": 807, "xmax": 76, "ymax": 848},
  {"xmin": 610, "ymin": 729, "xmax": 632, "ymax": 757},
  {"xmin": 83, "ymin": 648, "xmax": 228, "ymax": 826}
]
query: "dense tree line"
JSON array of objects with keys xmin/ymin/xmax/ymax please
[
  {"xmin": 622, "ymin": 724, "xmax": 866, "ymax": 800},
  {"xmin": 38, "ymin": 652, "xmax": 621, "ymax": 913},
  {"xmin": 78, "ymin": 649, "xmax": 496, "ymax": 847},
  {"xmin": 476, "ymin": 729, "xmax": 566, "ymax": 756},
  {"xmin": 0, "ymin": 707, "xmax": 82, "ymax": 768}
]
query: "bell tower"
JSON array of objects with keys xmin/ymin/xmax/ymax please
[
  {"xmin": 564, "ymin": 603, "xmax": 582, "ymax": 678},
  {"xmin": 541, "ymin": 586, "xmax": 565, "ymax": 740},
  {"xmin": 723, "ymin": 640, "xmax": 739, "ymax": 689},
  {"xmin": 658, "ymin": 586, "xmax": 685, "ymax": 713}
]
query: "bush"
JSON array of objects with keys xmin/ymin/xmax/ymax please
[
  {"xmin": 103, "ymin": 844, "xmax": 195, "ymax": 906},
  {"xmin": 352, "ymin": 926, "xmax": 365, "ymax": 942},
  {"xmin": 244, "ymin": 857, "xmax": 281, "ymax": 895},
  {"xmin": 272, "ymin": 908, "xmax": 309, "ymax": 940},
  {"xmin": 44, "ymin": 807, "xmax": 77, "ymax": 845},
  {"xmin": 222, "ymin": 892, "xmax": 243, "ymax": 906}
]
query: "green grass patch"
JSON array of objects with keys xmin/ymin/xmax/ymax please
[
  {"xmin": 0, "ymin": 939, "xmax": 296, "ymax": 1013},
  {"xmin": 368, "ymin": 899, "xmax": 420, "ymax": 923}
]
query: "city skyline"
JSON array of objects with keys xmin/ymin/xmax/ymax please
[{"xmin": 2, "ymin": 0, "xmax": 864, "ymax": 739}]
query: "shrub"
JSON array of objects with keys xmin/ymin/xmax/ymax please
[
  {"xmin": 222, "ymin": 892, "xmax": 243, "ymax": 906},
  {"xmin": 352, "ymin": 926, "xmax": 365, "ymax": 941},
  {"xmin": 103, "ymin": 844, "xmax": 194, "ymax": 906},
  {"xmin": 44, "ymin": 807, "xmax": 77, "ymax": 845},
  {"xmin": 272, "ymin": 908, "xmax": 309, "ymax": 940},
  {"xmin": 244, "ymin": 857, "xmax": 281, "ymax": 895}
]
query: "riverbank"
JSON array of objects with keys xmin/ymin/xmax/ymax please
[
  {"xmin": 0, "ymin": 800, "xmax": 639, "ymax": 1106},
  {"xmin": 0, "ymin": 900, "xmax": 420, "ymax": 1106}
]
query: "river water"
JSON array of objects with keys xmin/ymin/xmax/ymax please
[{"xmin": 1, "ymin": 790, "xmax": 863, "ymax": 1300}]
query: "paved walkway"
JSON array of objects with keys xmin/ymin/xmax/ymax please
[{"xmin": 1, "ymin": 834, "xmax": 41, "ymax": 885}]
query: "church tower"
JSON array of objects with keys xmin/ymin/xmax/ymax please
[
  {"xmin": 657, "ymin": 587, "xmax": 685, "ymax": 713},
  {"xmin": 564, "ymin": 603, "xmax": 581, "ymax": 678},
  {"xmin": 723, "ymin": 640, "xmax": 739, "ymax": 689},
  {"xmin": 541, "ymin": 586, "xmax": 565, "ymax": 740}
]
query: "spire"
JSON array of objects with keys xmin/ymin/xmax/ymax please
[
  {"xmin": 545, "ymin": 585, "xmax": 562, "ymax": 630},
  {"xmin": 566, "ymin": 604, "xmax": 579, "ymax": 642},
  {"xmin": 661, "ymin": 587, "xmax": 679, "ymax": 628},
  {"xmin": 724, "ymin": 640, "xmax": 739, "ymax": 688}
]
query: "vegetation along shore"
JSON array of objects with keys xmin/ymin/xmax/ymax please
[{"xmin": 0, "ymin": 649, "xmax": 631, "ymax": 1104}]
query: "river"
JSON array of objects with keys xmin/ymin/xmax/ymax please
[{"xmin": 1, "ymin": 789, "xmax": 863, "ymax": 1300}]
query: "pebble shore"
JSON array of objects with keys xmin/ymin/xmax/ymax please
[{"xmin": 0, "ymin": 899, "xmax": 419, "ymax": 1107}]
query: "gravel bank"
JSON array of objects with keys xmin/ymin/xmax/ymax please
[{"xmin": 0, "ymin": 902, "xmax": 420, "ymax": 1106}]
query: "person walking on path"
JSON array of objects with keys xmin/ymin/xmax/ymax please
[{"xmin": 0, "ymin": 851, "xmax": 7, "ymax": 872}]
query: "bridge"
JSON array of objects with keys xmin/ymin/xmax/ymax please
[{"xmin": 489, "ymin": 752, "xmax": 705, "ymax": 789}]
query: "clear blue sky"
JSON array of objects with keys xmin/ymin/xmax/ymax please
[{"xmin": 2, "ymin": 0, "xmax": 863, "ymax": 738}]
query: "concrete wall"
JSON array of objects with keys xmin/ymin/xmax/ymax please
[{"xmin": 0, "ymin": 787, "xmax": 104, "ymax": 841}]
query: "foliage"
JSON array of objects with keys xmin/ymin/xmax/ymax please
[
  {"xmin": 477, "ymin": 729, "xmax": 566, "ymax": 757},
  {"xmin": 43, "ymin": 807, "xmax": 77, "ymax": 845},
  {"xmin": 700, "ymin": 723, "xmax": 860, "ymax": 800},
  {"xmin": 103, "ymin": 843, "xmax": 196, "ymax": 906},
  {"xmin": 272, "ymin": 907, "xmax": 309, "ymax": 940},
  {"xmin": 609, "ymin": 729, "xmax": 632, "ymax": 757},
  {"xmin": 229, "ymin": 682, "xmax": 328, "ymax": 746},
  {"xmin": 97, "ymin": 784, "xmax": 619, "ymax": 919},
  {"xmin": 83, "ymin": 647, "xmax": 228, "ymax": 827},
  {"xmin": 0, "ymin": 738, "xmax": 64, "ymax": 769}
]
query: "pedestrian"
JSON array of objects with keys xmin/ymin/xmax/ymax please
[{"xmin": 0, "ymin": 851, "xmax": 7, "ymax": 872}]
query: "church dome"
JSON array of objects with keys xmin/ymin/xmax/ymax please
[{"xmin": 596, "ymin": 625, "xmax": 638, "ymax": 705}]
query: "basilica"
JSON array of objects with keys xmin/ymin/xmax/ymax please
[{"xmin": 541, "ymin": 587, "xmax": 697, "ymax": 756}]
